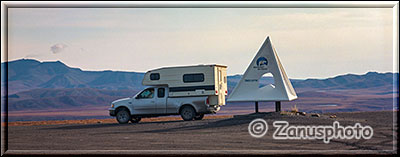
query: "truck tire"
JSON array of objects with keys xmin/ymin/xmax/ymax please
[
  {"xmin": 116, "ymin": 108, "xmax": 131, "ymax": 124},
  {"xmin": 194, "ymin": 114, "xmax": 204, "ymax": 120},
  {"xmin": 130, "ymin": 117, "xmax": 142, "ymax": 123},
  {"xmin": 180, "ymin": 106, "xmax": 195, "ymax": 121}
]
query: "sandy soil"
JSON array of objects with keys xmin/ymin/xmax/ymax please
[{"xmin": 4, "ymin": 111, "xmax": 397, "ymax": 155}]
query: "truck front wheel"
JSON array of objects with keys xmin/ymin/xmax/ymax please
[
  {"xmin": 180, "ymin": 106, "xmax": 196, "ymax": 121},
  {"xmin": 116, "ymin": 108, "xmax": 131, "ymax": 124}
]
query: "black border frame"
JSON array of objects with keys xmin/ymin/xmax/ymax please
[{"xmin": 1, "ymin": 1, "xmax": 398, "ymax": 156}]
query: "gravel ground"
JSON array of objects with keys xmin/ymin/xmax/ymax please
[{"xmin": 5, "ymin": 111, "xmax": 397, "ymax": 155}]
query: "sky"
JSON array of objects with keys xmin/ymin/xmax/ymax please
[{"xmin": 5, "ymin": 8, "xmax": 395, "ymax": 79}]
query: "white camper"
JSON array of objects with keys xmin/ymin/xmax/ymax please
[{"xmin": 142, "ymin": 64, "xmax": 228, "ymax": 105}]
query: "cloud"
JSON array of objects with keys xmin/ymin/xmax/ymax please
[{"xmin": 50, "ymin": 43, "xmax": 68, "ymax": 54}]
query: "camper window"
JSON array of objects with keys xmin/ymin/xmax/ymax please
[
  {"xmin": 150, "ymin": 73, "xmax": 160, "ymax": 80},
  {"xmin": 137, "ymin": 88, "xmax": 154, "ymax": 99},
  {"xmin": 183, "ymin": 73, "xmax": 204, "ymax": 83}
]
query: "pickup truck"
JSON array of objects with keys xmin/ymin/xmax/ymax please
[{"xmin": 108, "ymin": 86, "xmax": 221, "ymax": 124}]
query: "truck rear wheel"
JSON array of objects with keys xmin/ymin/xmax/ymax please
[
  {"xmin": 180, "ymin": 106, "xmax": 195, "ymax": 121},
  {"xmin": 194, "ymin": 114, "xmax": 204, "ymax": 120},
  {"xmin": 116, "ymin": 108, "xmax": 131, "ymax": 124}
]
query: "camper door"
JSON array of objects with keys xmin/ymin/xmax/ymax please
[{"xmin": 216, "ymin": 67, "xmax": 227, "ymax": 105}]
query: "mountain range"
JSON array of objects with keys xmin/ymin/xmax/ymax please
[
  {"xmin": 3, "ymin": 59, "xmax": 397, "ymax": 94},
  {"xmin": 1, "ymin": 59, "xmax": 398, "ymax": 118}
]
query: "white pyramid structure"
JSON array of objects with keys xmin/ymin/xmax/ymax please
[{"xmin": 227, "ymin": 36, "xmax": 297, "ymax": 102}]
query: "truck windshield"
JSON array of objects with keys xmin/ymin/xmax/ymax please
[{"xmin": 137, "ymin": 88, "xmax": 154, "ymax": 99}]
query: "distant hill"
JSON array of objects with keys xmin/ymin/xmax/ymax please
[
  {"xmin": 291, "ymin": 72, "xmax": 397, "ymax": 90},
  {"xmin": 3, "ymin": 59, "xmax": 145, "ymax": 94},
  {"xmin": 1, "ymin": 59, "xmax": 398, "ymax": 112}
]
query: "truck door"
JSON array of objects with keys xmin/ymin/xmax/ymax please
[
  {"xmin": 155, "ymin": 87, "xmax": 167, "ymax": 114},
  {"xmin": 133, "ymin": 88, "xmax": 156, "ymax": 114}
]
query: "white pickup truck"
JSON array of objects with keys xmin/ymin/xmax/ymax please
[
  {"xmin": 108, "ymin": 64, "xmax": 228, "ymax": 124},
  {"xmin": 109, "ymin": 85, "xmax": 222, "ymax": 123}
]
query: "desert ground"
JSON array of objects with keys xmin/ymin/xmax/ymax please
[{"xmin": 4, "ymin": 111, "xmax": 397, "ymax": 155}]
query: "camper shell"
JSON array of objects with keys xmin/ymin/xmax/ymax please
[{"xmin": 142, "ymin": 64, "xmax": 228, "ymax": 105}]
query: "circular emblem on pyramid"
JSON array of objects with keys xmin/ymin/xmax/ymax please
[{"xmin": 256, "ymin": 57, "xmax": 268, "ymax": 70}]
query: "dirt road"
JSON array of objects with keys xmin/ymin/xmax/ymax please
[{"xmin": 5, "ymin": 111, "xmax": 397, "ymax": 155}]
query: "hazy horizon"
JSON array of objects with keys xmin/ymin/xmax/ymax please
[{"xmin": 4, "ymin": 8, "xmax": 396, "ymax": 79}]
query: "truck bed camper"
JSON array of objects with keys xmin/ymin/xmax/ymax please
[{"xmin": 142, "ymin": 64, "xmax": 228, "ymax": 105}]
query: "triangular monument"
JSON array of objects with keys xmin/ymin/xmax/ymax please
[{"xmin": 227, "ymin": 36, "xmax": 297, "ymax": 112}]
